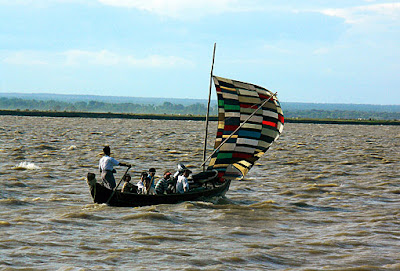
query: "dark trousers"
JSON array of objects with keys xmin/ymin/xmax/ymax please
[{"xmin": 101, "ymin": 170, "xmax": 116, "ymax": 189}]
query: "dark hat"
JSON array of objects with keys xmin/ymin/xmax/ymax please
[{"xmin": 149, "ymin": 168, "xmax": 156, "ymax": 173}]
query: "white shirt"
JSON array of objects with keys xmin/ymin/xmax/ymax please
[
  {"xmin": 137, "ymin": 180, "xmax": 146, "ymax": 194},
  {"xmin": 99, "ymin": 155, "xmax": 119, "ymax": 172},
  {"xmin": 176, "ymin": 175, "xmax": 189, "ymax": 194}
]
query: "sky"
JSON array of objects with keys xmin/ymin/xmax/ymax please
[{"xmin": 0, "ymin": 0, "xmax": 399, "ymax": 105}]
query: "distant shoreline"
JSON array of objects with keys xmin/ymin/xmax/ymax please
[{"xmin": 1, "ymin": 109, "xmax": 399, "ymax": 125}]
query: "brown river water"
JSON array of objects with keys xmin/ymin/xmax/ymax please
[{"xmin": 0, "ymin": 115, "xmax": 399, "ymax": 270}]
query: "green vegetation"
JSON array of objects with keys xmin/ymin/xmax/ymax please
[
  {"xmin": 0, "ymin": 96, "xmax": 399, "ymax": 121},
  {"xmin": 285, "ymin": 118, "xmax": 400, "ymax": 125},
  {"xmin": 0, "ymin": 97, "xmax": 217, "ymax": 116},
  {"xmin": 284, "ymin": 109, "xmax": 400, "ymax": 121}
]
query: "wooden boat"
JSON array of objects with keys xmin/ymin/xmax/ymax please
[
  {"xmin": 87, "ymin": 171, "xmax": 231, "ymax": 207},
  {"xmin": 87, "ymin": 46, "xmax": 284, "ymax": 207}
]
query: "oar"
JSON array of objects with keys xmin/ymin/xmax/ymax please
[{"xmin": 106, "ymin": 166, "xmax": 131, "ymax": 205}]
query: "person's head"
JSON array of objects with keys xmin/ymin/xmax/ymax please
[
  {"xmin": 124, "ymin": 174, "xmax": 131, "ymax": 182},
  {"xmin": 141, "ymin": 171, "xmax": 147, "ymax": 180},
  {"xmin": 164, "ymin": 171, "xmax": 172, "ymax": 179},
  {"xmin": 149, "ymin": 168, "xmax": 156, "ymax": 176},
  {"xmin": 183, "ymin": 169, "xmax": 192, "ymax": 177},
  {"xmin": 103, "ymin": 146, "xmax": 111, "ymax": 156}
]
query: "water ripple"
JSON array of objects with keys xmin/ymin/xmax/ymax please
[{"xmin": 0, "ymin": 116, "xmax": 399, "ymax": 270}]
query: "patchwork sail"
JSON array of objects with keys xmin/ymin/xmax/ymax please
[{"xmin": 207, "ymin": 76, "xmax": 284, "ymax": 180}]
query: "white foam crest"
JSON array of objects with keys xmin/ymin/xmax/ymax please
[{"xmin": 14, "ymin": 162, "xmax": 41, "ymax": 170}]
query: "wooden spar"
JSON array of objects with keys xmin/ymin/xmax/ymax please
[
  {"xmin": 200, "ymin": 91, "xmax": 278, "ymax": 168},
  {"xmin": 202, "ymin": 43, "xmax": 217, "ymax": 172}
]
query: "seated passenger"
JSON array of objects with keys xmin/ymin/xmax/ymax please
[
  {"xmin": 121, "ymin": 174, "xmax": 136, "ymax": 193},
  {"xmin": 147, "ymin": 168, "xmax": 157, "ymax": 195},
  {"xmin": 137, "ymin": 172, "xmax": 148, "ymax": 194},
  {"xmin": 155, "ymin": 171, "xmax": 172, "ymax": 195},
  {"xmin": 176, "ymin": 169, "xmax": 191, "ymax": 194}
]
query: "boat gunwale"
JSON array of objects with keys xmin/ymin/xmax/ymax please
[{"xmin": 87, "ymin": 175, "xmax": 231, "ymax": 207}]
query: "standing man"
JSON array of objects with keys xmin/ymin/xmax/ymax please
[
  {"xmin": 176, "ymin": 169, "xmax": 191, "ymax": 194},
  {"xmin": 99, "ymin": 146, "xmax": 130, "ymax": 190}
]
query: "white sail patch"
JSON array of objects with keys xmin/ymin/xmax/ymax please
[
  {"xmin": 234, "ymin": 146, "xmax": 255, "ymax": 154},
  {"xmin": 236, "ymin": 138, "xmax": 258, "ymax": 146},
  {"xmin": 238, "ymin": 88, "xmax": 258, "ymax": 97},
  {"xmin": 242, "ymin": 123, "xmax": 262, "ymax": 130},
  {"xmin": 240, "ymin": 114, "xmax": 263, "ymax": 123},
  {"xmin": 222, "ymin": 92, "xmax": 238, "ymax": 100},
  {"xmin": 225, "ymin": 112, "xmax": 240, "ymax": 118},
  {"xmin": 220, "ymin": 143, "xmax": 236, "ymax": 151},
  {"xmin": 263, "ymin": 110, "xmax": 278, "ymax": 119}
]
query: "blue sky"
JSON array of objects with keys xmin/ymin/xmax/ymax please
[{"xmin": 0, "ymin": 0, "xmax": 399, "ymax": 104}]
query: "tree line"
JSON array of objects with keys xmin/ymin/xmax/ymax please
[
  {"xmin": 0, "ymin": 97, "xmax": 218, "ymax": 116},
  {"xmin": 0, "ymin": 97, "xmax": 399, "ymax": 120},
  {"xmin": 284, "ymin": 109, "xmax": 400, "ymax": 121}
]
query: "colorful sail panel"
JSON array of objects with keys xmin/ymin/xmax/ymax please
[{"xmin": 207, "ymin": 76, "xmax": 284, "ymax": 180}]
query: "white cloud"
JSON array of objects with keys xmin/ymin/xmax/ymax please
[
  {"xmin": 263, "ymin": 44, "xmax": 292, "ymax": 55},
  {"xmin": 3, "ymin": 51, "xmax": 50, "ymax": 65},
  {"xmin": 64, "ymin": 50, "xmax": 121, "ymax": 66},
  {"xmin": 64, "ymin": 49, "xmax": 192, "ymax": 67},
  {"xmin": 97, "ymin": 0, "xmax": 250, "ymax": 19},
  {"xmin": 95, "ymin": 0, "xmax": 400, "ymax": 21},
  {"xmin": 313, "ymin": 47, "xmax": 331, "ymax": 55},
  {"xmin": 0, "ymin": 0, "xmax": 91, "ymax": 6},
  {"xmin": 2, "ymin": 50, "xmax": 193, "ymax": 68},
  {"xmin": 319, "ymin": 3, "xmax": 400, "ymax": 25}
]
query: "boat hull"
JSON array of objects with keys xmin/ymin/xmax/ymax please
[{"xmin": 87, "ymin": 173, "xmax": 230, "ymax": 207}]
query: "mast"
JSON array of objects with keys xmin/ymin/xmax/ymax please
[{"xmin": 202, "ymin": 43, "xmax": 217, "ymax": 171}]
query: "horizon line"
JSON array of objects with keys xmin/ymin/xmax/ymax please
[{"xmin": 0, "ymin": 92, "xmax": 399, "ymax": 106}]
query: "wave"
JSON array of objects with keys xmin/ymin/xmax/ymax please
[
  {"xmin": 61, "ymin": 212, "xmax": 106, "ymax": 221},
  {"xmin": 13, "ymin": 162, "xmax": 40, "ymax": 170},
  {"xmin": 122, "ymin": 212, "xmax": 173, "ymax": 222},
  {"xmin": 0, "ymin": 198, "xmax": 30, "ymax": 206},
  {"xmin": 0, "ymin": 221, "xmax": 11, "ymax": 227},
  {"xmin": 35, "ymin": 144, "xmax": 56, "ymax": 150}
]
